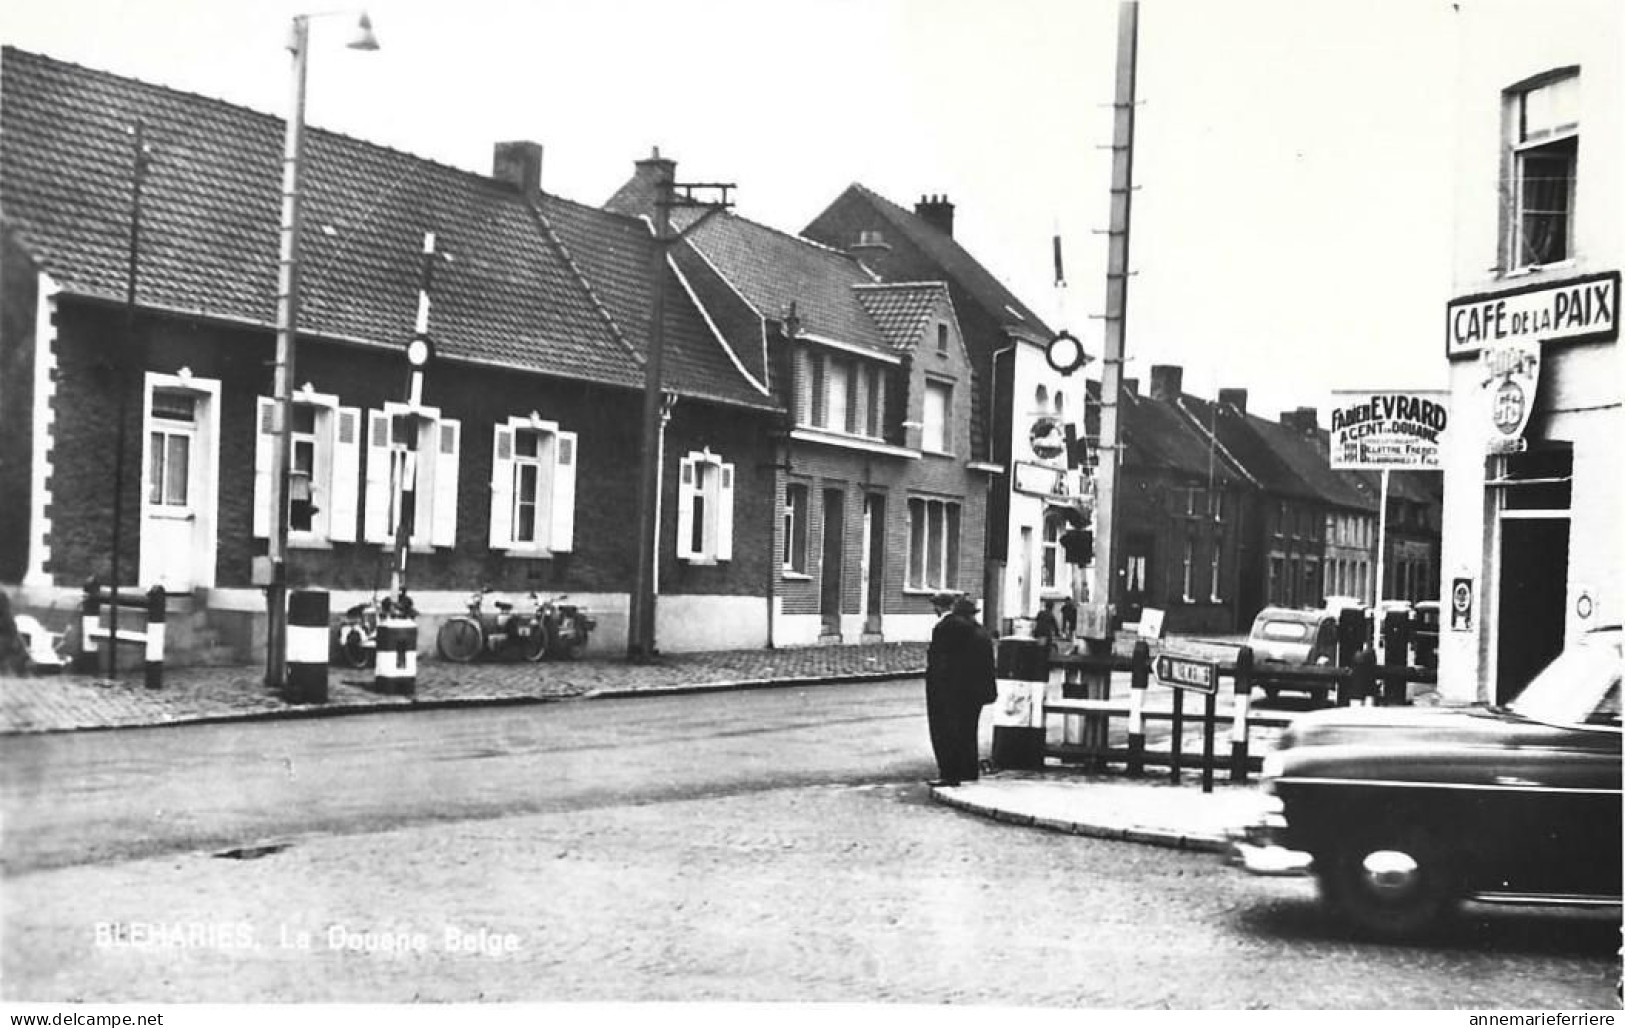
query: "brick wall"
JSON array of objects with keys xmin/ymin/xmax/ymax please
[{"xmin": 41, "ymin": 304, "xmax": 779, "ymax": 601}]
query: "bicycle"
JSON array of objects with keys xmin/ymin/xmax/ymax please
[
  {"xmin": 332, "ymin": 588, "xmax": 416, "ymax": 670},
  {"xmin": 435, "ymin": 588, "xmax": 548, "ymax": 663}
]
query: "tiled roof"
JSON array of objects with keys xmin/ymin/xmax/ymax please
[
  {"xmin": 1243, "ymin": 413, "xmax": 1375, "ymax": 512},
  {"xmin": 823, "ymin": 183, "xmax": 1053, "ymax": 338},
  {"xmin": 1120, "ymin": 390, "xmax": 1246, "ymax": 484},
  {"xmin": 539, "ymin": 194, "xmax": 773, "ymax": 407},
  {"xmin": 673, "ymin": 208, "xmax": 892, "ymax": 356},
  {"xmin": 0, "ymin": 48, "xmax": 771, "ymax": 409},
  {"xmin": 853, "ymin": 282, "xmax": 947, "ymax": 352}
]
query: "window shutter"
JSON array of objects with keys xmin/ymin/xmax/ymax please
[
  {"xmin": 675, "ymin": 458, "xmax": 697, "ymax": 560},
  {"xmin": 430, "ymin": 418, "xmax": 460, "ymax": 548},
  {"xmin": 716, "ymin": 463, "xmax": 735, "ymax": 561},
  {"xmin": 253, "ymin": 397, "xmax": 275, "ymax": 538},
  {"xmin": 488, "ymin": 424, "xmax": 515, "ymax": 549},
  {"xmin": 550, "ymin": 430, "xmax": 577, "ymax": 553},
  {"xmin": 329, "ymin": 407, "xmax": 361, "ymax": 542},
  {"xmin": 363, "ymin": 411, "xmax": 393, "ymax": 544}
]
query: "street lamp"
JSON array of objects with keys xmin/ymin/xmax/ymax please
[{"xmin": 265, "ymin": 9, "xmax": 379, "ymax": 688}]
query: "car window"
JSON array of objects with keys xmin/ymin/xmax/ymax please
[
  {"xmin": 1257, "ymin": 621, "xmax": 1310, "ymax": 642},
  {"xmin": 1508, "ymin": 635, "xmax": 1623, "ymax": 727}
]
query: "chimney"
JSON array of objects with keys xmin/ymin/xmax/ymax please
[
  {"xmin": 604, "ymin": 146, "xmax": 676, "ymax": 217},
  {"xmin": 1149, "ymin": 364, "xmax": 1183, "ymax": 401},
  {"xmin": 1218, "ymin": 387, "xmax": 1248, "ymax": 414},
  {"xmin": 1281, "ymin": 406, "xmax": 1320, "ymax": 435},
  {"xmin": 915, "ymin": 193, "xmax": 955, "ymax": 237},
  {"xmin": 493, "ymin": 141, "xmax": 544, "ymax": 202}
]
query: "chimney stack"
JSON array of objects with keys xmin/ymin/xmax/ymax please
[
  {"xmin": 604, "ymin": 146, "xmax": 677, "ymax": 218},
  {"xmin": 1281, "ymin": 406, "xmax": 1320, "ymax": 435},
  {"xmin": 915, "ymin": 194, "xmax": 955, "ymax": 237},
  {"xmin": 1149, "ymin": 364, "xmax": 1184, "ymax": 401},
  {"xmin": 1218, "ymin": 388, "xmax": 1248, "ymax": 414},
  {"xmin": 493, "ymin": 141, "xmax": 544, "ymax": 202}
]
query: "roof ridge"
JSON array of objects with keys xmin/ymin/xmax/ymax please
[
  {"xmin": 522, "ymin": 198, "xmax": 646, "ymax": 369},
  {"xmin": 683, "ymin": 205, "xmax": 865, "ymax": 270},
  {"xmin": 1, "ymin": 46, "xmax": 565, "ymax": 212},
  {"xmin": 852, "ymin": 280, "xmax": 950, "ymax": 292}
]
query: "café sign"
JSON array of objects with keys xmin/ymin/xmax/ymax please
[
  {"xmin": 1479, "ymin": 340, "xmax": 1540, "ymax": 455},
  {"xmin": 1329, "ymin": 390, "xmax": 1448, "ymax": 470},
  {"xmin": 1445, "ymin": 271, "xmax": 1618, "ymax": 360}
]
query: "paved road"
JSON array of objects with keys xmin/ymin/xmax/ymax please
[{"xmin": 3, "ymin": 679, "xmax": 1617, "ymax": 1006}]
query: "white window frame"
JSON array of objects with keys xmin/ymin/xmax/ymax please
[
  {"xmin": 252, "ymin": 388, "xmax": 361, "ymax": 547},
  {"xmin": 782, "ymin": 482, "xmax": 809, "ymax": 575},
  {"xmin": 488, "ymin": 412, "xmax": 576, "ymax": 555},
  {"xmin": 1181, "ymin": 536, "xmax": 1195, "ymax": 603},
  {"xmin": 677, "ymin": 448, "xmax": 734, "ymax": 564},
  {"xmin": 922, "ymin": 379, "xmax": 952, "ymax": 454},
  {"xmin": 1508, "ymin": 72, "xmax": 1579, "ymax": 271},
  {"xmin": 906, "ymin": 496, "xmax": 960, "ymax": 591},
  {"xmin": 1209, "ymin": 533, "xmax": 1223, "ymax": 602},
  {"xmin": 1040, "ymin": 515, "xmax": 1063, "ymax": 590},
  {"xmin": 363, "ymin": 401, "xmax": 460, "ymax": 551}
]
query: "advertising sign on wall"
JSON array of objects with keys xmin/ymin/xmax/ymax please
[
  {"xmin": 1478, "ymin": 340, "xmax": 1541, "ymax": 455},
  {"xmin": 1329, "ymin": 390, "xmax": 1449, "ymax": 470},
  {"xmin": 1445, "ymin": 270, "xmax": 1618, "ymax": 360}
]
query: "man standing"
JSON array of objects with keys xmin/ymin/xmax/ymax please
[{"xmin": 925, "ymin": 591, "xmax": 998, "ymax": 786}]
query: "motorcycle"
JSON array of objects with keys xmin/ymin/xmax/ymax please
[
  {"xmin": 537, "ymin": 593, "xmax": 596, "ymax": 660},
  {"xmin": 332, "ymin": 588, "xmax": 416, "ymax": 670},
  {"xmin": 435, "ymin": 588, "xmax": 551, "ymax": 663}
]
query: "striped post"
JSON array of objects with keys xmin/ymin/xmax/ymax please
[
  {"xmin": 1126, "ymin": 639, "xmax": 1149, "ymax": 776},
  {"xmin": 1230, "ymin": 645, "xmax": 1253, "ymax": 783},
  {"xmin": 374, "ymin": 617, "xmax": 417, "ymax": 696},
  {"xmin": 77, "ymin": 578, "xmax": 101, "ymax": 673},
  {"xmin": 143, "ymin": 584, "xmax": 166, "ymax": 690},
  {"xmin": 285, "ymin": 589, "xmax": 330, "ymax": 704}
]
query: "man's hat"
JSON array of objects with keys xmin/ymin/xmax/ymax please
[
  {"xmin": 952, "ymin": 596, "xmax": 980, "ymax": 617},
  {"xmin": 929, "ymin": 589, "xmax": 959, "ymax": 610}
]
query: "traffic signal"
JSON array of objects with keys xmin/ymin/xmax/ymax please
[{"xmin": 1060, "ymin": 528, "xmax": 1093, "ymax": 565}]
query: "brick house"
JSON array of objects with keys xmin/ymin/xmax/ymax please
[
  {"xmin": 802, "ymin": 186, "xmax": 1091, "ymax": 632},
  {"xmin": 608, "ymin": 159, "xmax": 991, "ymax": 644},
  {"xmin": 0, "ymin": 48, "xmax": 783, "ymax": 660}
]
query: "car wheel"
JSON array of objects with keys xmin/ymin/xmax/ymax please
[{"xmin": 1317, "ymin": 827, "xmax": 1459, "ymax": 939}]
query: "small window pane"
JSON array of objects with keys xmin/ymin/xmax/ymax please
[{"xmin": 164, "ymin": 434, "xmax": 189, "ymax": 505}]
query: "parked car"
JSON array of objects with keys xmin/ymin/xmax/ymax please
[
  {"xmin": 1246, "ymin": 606, "xmax": 1340, "ymax": 700},
  {"xmin": 1227, "ymin": 624, "xmax": 1622, "ymax": 938}
]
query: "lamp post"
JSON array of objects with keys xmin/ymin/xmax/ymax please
[{"xmin": 265, "ymin": 10, "xmax": 379, "ymax": 688}]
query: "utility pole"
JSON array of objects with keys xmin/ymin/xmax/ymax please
[
  {"xmin": 109, "ymin": 120, "xmax": 150, "ymax": 679},
  {"xmin": 627, "ymin": 159, "xmax": 733, "ymax": 660},
  {"xmin": 1093, "ymin": 0, "xmax": 1140, "ymax": 628}
]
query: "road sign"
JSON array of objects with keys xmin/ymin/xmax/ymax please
[{"xmin": 1155, "ymin": 653, "xmax": 1218, "ymax": 694}]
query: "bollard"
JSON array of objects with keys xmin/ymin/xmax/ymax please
[
  {"xmin": 1126, "ymin": 640, "xmax": 1150, "ymax": 776},
  {"xmin": 144, "ymin": 584, "xmax": 166, "ymax": 690},
  {"xmin": 1380, "ymin": 608, "xmax": 1410, "ymax": 705},
  {"xmin": 1335, "ymin": 606, "xmax": 1367, "ymax": 668},
  {"xmin": 992, "ymin": 637, "xmax": 1049, "ymax": 771},
  {"xmin": 1230, "ymin": 646, "xmax": 1253, "ymax": 782},
  {"xmin": 1344, "ymin": 648, "xmax": 1377, "ymax": 707},
  {"xmin": 77, "ymin": 578, "xmax": 101, "ymax": 674},
  {"xmin": 374, "ymin": 617, "xmax": 417, "ymax": 697},
  {"xmin": 285, "ymin": 589, "xmax": 330, "ymax": 704}
]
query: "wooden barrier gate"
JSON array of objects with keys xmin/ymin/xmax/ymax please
[{"xmin": 1044, "ymin": 640, "xmax": 1437, "ymax": 793}]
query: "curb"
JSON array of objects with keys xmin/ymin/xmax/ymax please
[
  {"xmin": 1, "ymin": 668, "xmax": 927, "ymax": 737},
  {"xmin": 929, "ymin": 784, "xmax": 1228, "ymax": 854}
]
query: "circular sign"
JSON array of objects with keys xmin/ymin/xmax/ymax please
[
  {"xmin": 1491, "ymin": 380, "xmax": 1525, "ymax": 435},
  {"xmin": 1576, "ymin": 591, "xmax": 1595, "ymax": 620},
  {"xmin": 1452, "ymin": 580, "xmax": 1472, "ymax": 613},
  {"xmin": 407, "ymin": 336, "xmax": 433, "ymax": 368},
  {"xmin": 1029, "ymin": 416, "xmax": 1066, "ymax": 461},
  {"xmin": 1045, "ymin": 331, "xmax": 1088, "ymax": 376}
]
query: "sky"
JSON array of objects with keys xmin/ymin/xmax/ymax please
[{"xmin": 1, "ymin": 0, "xmax": 1467, "ymax": 419}]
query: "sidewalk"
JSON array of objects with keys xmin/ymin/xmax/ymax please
[{"xmin": 0, "ymin": 638, "xmax": 1263, "ymax": 855}]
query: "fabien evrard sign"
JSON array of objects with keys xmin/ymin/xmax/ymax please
[{"xmin": 1329, "ymin": 390, "xmax": 1449, "ymax": 470}]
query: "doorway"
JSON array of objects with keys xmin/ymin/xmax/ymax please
[
  {"xmin": 861, "ymin": 494, "xmax": 885, "ymax": 634},
  {"xmin": 140, "ymin": 374, "xmax": 220, "ymax": 591},
  {"xmin": 1495, "ymin": 516, "xmax": 1570, "ymax": 702},
  {"xmin": 820, "ymin": 488, "xmax": 845, "ymax": 637}
]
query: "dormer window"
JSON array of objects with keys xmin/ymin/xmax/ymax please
[{"xmin": 800, "ymin": 349, "xmax": 885, "ymax": 439}]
